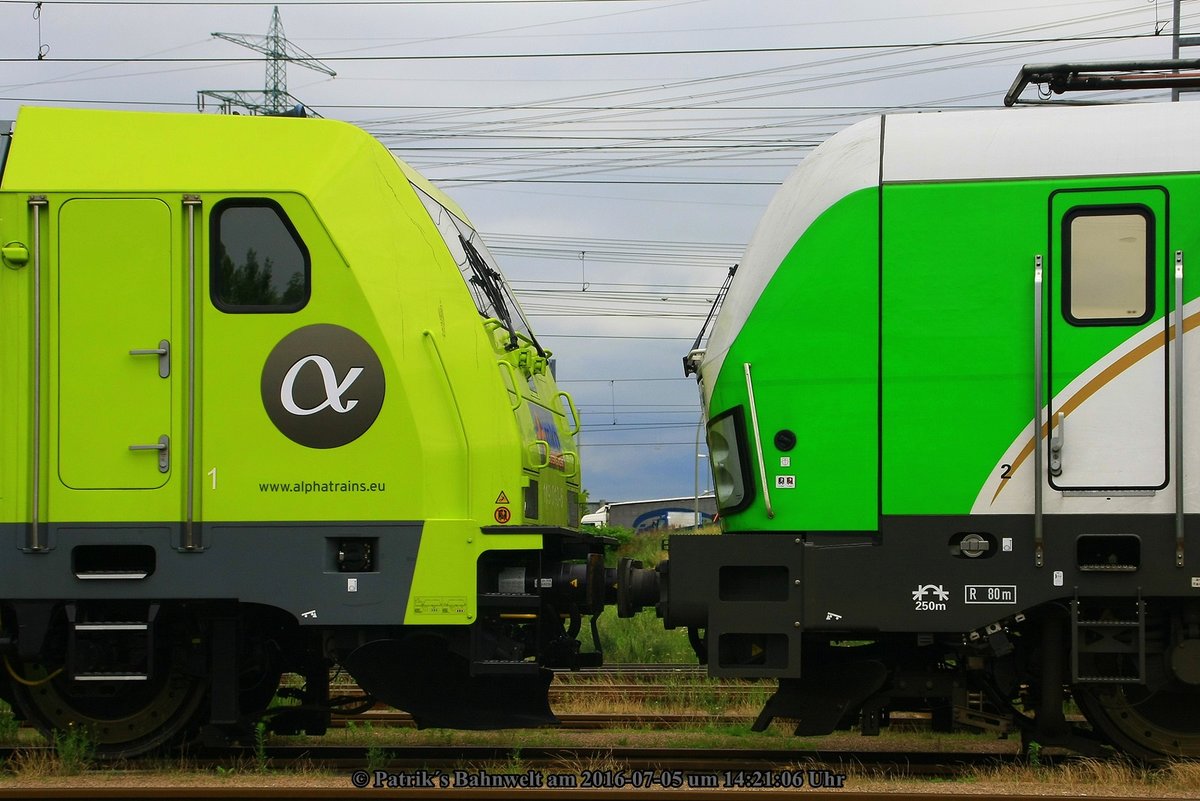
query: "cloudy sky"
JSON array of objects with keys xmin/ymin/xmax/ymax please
[{"xmin": 0, "ymin": 0, "xmax": 1190, "ymax": 503}]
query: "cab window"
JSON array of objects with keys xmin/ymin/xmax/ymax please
[
  {"xmin": 211, "ymin": 200, "xmax": 310, "ymax": 313},
  {"xmin": 1063, "ymin": 207, "xmax": 1153, "ymax": 326}
]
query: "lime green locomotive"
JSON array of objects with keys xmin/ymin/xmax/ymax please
[{"xmin": 0, "ymin": 107, "xmax": 606, "ymax": 756}]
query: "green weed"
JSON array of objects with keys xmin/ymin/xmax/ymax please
[
  {"xmin": 505, "ymin": 746, "xmax": 524, "ymax": 774},
  {"xmin": 0, "ymin": 709, "xmax": 20, "ymax": 744},
  {"xmin": 254, "ymin": 720, "xmax": 269, "ymax": 773},
  {"xmin": 366, "ymin": 741, "xmax": 390, "ymax": 773},
  {"xmin": 52, "ymin": 725, "xmax": 95, "ymax": 775},
  {"xmin": 593, "ymin": 608, "xmax": 695, "ymax": 663}
]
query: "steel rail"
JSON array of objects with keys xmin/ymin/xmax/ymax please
[{"xmin": 0, "ymin": 791, "xmax": 1148, "ymax": 801}]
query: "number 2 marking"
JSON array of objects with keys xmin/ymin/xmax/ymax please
[
  {"xmin": 1000, "ymin": 464, "xmax": 1013, "ymax": 480},
  {"xmin": 207, "ymin": 467, "xmax": 217, "ymax": 490}
]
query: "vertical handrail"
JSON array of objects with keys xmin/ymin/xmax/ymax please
[
  {"xmin": 27, "ymin": 196, "xmax": 47, "ymax": 552},
  {"xmin": 743, "ymin": 362, "xmax": 774, "ymax": 519},
  {"xmin": 1176, "ymin": 250, "xmax": 1186, "ymax": 567},
  {"xmin": 496, "ymin": 360, "xmax": 523, "ymax": 411},
  {"xmin": 183, "ymin": 195, "xmax": 201, "ymax": 551},
  {"xmin": 557, "ymin": 390, "xmax": 581, "ymax": 437},
  {"xmin": 1033, "ymin": 256, "xmax": 1045, "ymax": 568},
  {"xmin": 423, "ymin": 331, "xmax": 471, "ymax": 510}
]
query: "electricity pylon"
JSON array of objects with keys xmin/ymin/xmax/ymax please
[{"xmin": 198, "ymin": 6, "xmax": 335, "ymax": 116}]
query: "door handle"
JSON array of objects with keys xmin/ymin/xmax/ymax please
[
  {"xmin": 130, "ymin": 339, "xmax": 170, "ymax": 378},
  {"xmin": 1049, "ymin": 412, "xmax": 1064, "ymax": 477},
  {"xmin": 130, "ymin": 435, "xmax": 169, "ymax": 473}
]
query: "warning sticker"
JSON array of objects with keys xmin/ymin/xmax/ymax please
[
  {"xmin": 494, "ymin": 507, "xmax": 512, "ymax": 524},
  {"xmin": 496, "ymin": 491, "xmax": 510, "ymax": 504},
  {"xmin": 413, "ymin": 596, "xmax": 467, "ymax": 615}
]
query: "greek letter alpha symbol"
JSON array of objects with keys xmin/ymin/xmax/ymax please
[{"xmin": 280, "ymin": 355, "xmax": 364, "ymax": 416}]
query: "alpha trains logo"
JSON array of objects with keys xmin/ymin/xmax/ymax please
[{"xmin": 261, "ymin": 324, "xmax": 385, "ymax": 449}]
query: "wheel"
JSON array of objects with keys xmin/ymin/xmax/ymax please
[
  {"xmin": 10, "ymin": 659, "xmax": 207, "ymax": 759},
  {"xmin": 1073, "ymin": 605, "xmax": 1200, "ymax": 761},
  {"xmin": 1074, "ymin": 683, "xmax": 1200, "ymax": 760},
  {"xmin": 8, "ymin": 605, "xmax": 208, "ymax": 759}
]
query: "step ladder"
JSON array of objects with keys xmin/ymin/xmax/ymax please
[
  {"xmin": 1071, "ymin": 594, "xmax": 1145, "ymax": 684},
  {"xmin": 67, "ymin": 603, "xmax": 157, "ymax": 681}
]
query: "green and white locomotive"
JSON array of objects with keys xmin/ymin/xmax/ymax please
[
  {"xmin": 0, "ymin": 107, "xmax": 606, "ymax": 756},
  {"xmin": 628, "ymin": 90, "xmax": 1200, "ymax": 760}
]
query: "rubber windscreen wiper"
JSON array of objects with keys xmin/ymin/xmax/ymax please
[{"xmin": 460, "ymin": 234, "xmax": 518, "ymax": 352}]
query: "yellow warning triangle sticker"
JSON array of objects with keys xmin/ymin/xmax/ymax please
[
  {"xmin": 495, "ymin": 492, "xmax": 510, "ymax": 504},
  {"xmin": 570, "ymin": 579, "xmax": 579, "ymax": 588},
  {"xmin": 751, "ymin": 644, "xmax": 764, "ymax": 658}
]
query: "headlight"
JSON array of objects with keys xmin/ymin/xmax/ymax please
[{"xmin": 707, "ymin": 407, "xmax": 753, "ymax": 514}]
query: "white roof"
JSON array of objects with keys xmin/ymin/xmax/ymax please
[{"xmin": 884, "ymin": 102, "xmax": 1200, "ymax": 183}]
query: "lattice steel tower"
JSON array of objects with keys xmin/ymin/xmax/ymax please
[{"xmin": 198, "ymin": 6, "xmax": 335, "ymax": 116}]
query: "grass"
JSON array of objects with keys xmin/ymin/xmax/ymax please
[
  {"xmin": 52, "ymin": 726, "xmax": 96, "ymax": 775},
  {"xmin": 594, "ymin": 609, "xmax": 696, "ymax": 664},
  {"xmin": 0, "ymin": 708, "xmax": 19, "ymax": 745},
  {"xmin": 4, "ymin": 725, "xmax": 97, "ymax": 778},
  {"xmin": 957, "ymin": 756, "xmax": 1200, "ymax": 797}
]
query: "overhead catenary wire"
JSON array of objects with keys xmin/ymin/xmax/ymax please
[
  {"xmin": 0, "ymin": 4, "xmax": 1169, "ymax": 193},
  {"xmin": 0, "ymin": 34, "xmax": 1166, "ymax": 63},
  {"xmin": 0, "ymin": 0, "xmax": 672, "ymax": 4}
]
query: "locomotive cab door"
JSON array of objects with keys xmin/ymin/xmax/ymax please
[
  {"xmin": 57, "ymin": 198, "xmax": 176, "ymax": 492},
  {"xmin": 1046, "ymin": 188, "xmax": 1169, "ymax": 491}
]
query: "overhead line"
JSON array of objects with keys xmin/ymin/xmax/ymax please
[
  {"xmin": 0, "ymin": 0, "xmax": 658, "ymax": 4},
  {"xmin": 0, "ymin": 98, "xmax": 991, "ymax": 110},
  {"xmin": 581, "ymin": 442, "xmax": 703, "ymax": 447},
  {"xmin": 560, "ymin": 377, "xmax": 693, "ymax": 382},
  {"xmin": 0, "ymin": 33, "xmax": 1159, "ymax": 63},
  {"xmin": 439, "ymin": 178, "xmax": 778, "ymax": 185}
]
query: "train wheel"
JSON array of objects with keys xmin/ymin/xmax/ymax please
[
  {"xmin": 1074, "ymin": 684, "xmax": 1200, "ymax": 760},
  {"xmin": 10, "ymin": 661, "xmax": 206, "ymax": 759}
]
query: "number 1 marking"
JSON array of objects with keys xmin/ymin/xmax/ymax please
[{"xmin": 207, "ymin": 467, "xmax": 217, "ymax": 490}]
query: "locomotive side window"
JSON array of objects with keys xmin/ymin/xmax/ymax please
[
  {"xmin": 211, "ymin": 200, "xmax": 310, "ymax": 313},
  {"xmin": 1063, "ymin": 207, "xmax": 1153, "ymax": 326}
]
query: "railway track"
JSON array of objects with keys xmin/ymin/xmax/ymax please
[
  {"xmin": 334, "ymin": 710, "xmax": 757, "ymax": 729},
  {"xmin": 0, "ymin": 742, "xmax": 1032, "ymax": 775},
  {"xmin": 0, "ymin": 665, "xmax": 1117, "ymax": 800},
  {"xmin": 0, "ymin": 793, "xmax": 1157, "ymax": 801},
  {"xmin": 320, "ymin": 671, "xmax": 1022, "ymax": 734}
]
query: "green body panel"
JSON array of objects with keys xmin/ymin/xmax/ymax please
[
  {"xmin": 0, "ymin": 107, "xmax": 580, "ymax": 624},
  {"xmin": 881, "ymin": 179, "xmax": 1047, "ymax": 514},
  {"xmin": 709, "ymin": 188, "xmax": 879, "ymax": 531},
  {"xmin": 712, "ymin": 174, "xmax": 1200, "ymax": 528}
]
